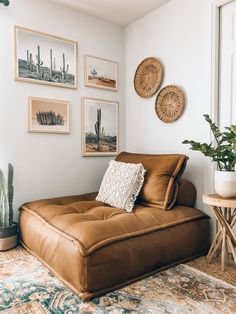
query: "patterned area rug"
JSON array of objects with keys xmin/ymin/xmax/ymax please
[{"xmin": 0, "ymin": 248, "xmax": 236, "ymax": 313}]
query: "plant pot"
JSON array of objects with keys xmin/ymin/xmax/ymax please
[
  {"xmin": 0, "ymin": 222, "xmax": 18, "ymax": 251},
  {"xmin": 215, "ymin": 170, "xmax": 236, "ymax": 198}
]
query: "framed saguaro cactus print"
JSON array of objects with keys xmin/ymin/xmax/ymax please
[
  {"xmin": 81, "ymin": 97, "xmax": 119, "ymax": 156},
  {"xmin": 14, "ymin": 26, "xmax": 78, "ymax": 89}
]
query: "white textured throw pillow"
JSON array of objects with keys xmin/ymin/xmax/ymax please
[{"xmin": 96, "ymin": 160, "xmax": 146, "ymax": 212}]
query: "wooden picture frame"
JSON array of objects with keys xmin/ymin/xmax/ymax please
[
  {"xmin": 81, "ymin": 97, "xmax": 119, "ymax": 156},
  {"xmin": 28, "ymin": 97, "xmax": 70, "ymax": 134},
  {"xmin": 84, "ymin": 55, "xmax": 118, "ymax": 91},
  {"xmin": 15, "ymin": 25, "xmax": 78, "ymax": 89}
]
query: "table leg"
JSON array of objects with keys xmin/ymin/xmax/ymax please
[
  {"xmin": 221, "ymin": 227, "xmax": 226, "ymax": 271},
  {"xmin": 225, "ymin": 238, "xmax": 229, "ymax": 266},
  {"xmin": 207, "ymin": 229, "xmax": 221, "ymax": 261},
  {"xmin": 204, "ymin": 197, "xmax": 236, "ymax": 271},
  {"xmin": 207, "ymin": 232, "xmax": 223, "ymax": 264},
  {"xmin": 213, "ymin": 206, "xmax": 236, "ymax": 246},
  {"xmin": 226, "ymin": 234, "xmax": 236, "ymax": 266},
  {"xmin": 231, "ymin": 213, "xmax": 236, "ymax": 228}
]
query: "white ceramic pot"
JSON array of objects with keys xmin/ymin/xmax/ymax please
[{"xmin": 215, "ymin": 170, "xmax": 236, "ymax": 198}]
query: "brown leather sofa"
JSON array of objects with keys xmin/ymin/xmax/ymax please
[{"xmin": 19, "ymin": 152, "xmax": 210, "ymax": 300}]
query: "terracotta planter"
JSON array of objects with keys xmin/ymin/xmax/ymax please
[
  {"xmin": 215, "ymin": 170, "xmax": 236, "ymax": 198},
  {"xmin": 0, "ymin": 222, "xmax": 18, "ymax": 251}
]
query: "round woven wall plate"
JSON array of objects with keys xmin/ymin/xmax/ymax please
[
  {"xmin": 134, "ymin": 57, "xmax": 163, "ymax": 98},
  {"xmin": 155, "ymin": 85, "xmax": 185, "ymax": 123}
]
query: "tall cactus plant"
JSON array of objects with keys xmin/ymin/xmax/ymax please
[
  {"xmin": 36, "ymin": 45, "xmax": 43, "ymax": 76},
  {"xmin": 60, "ymin": 53, "xmax": 69, "ymax": 81},
  {"xmin": 27, "ymin": 50, "xmax": 33, "ymax": 71},
  {"xmin": 95, "ymin": 108, "xmax": 102, "ymax": 151},
  {"xmin": 36, "ymin": 111, "xmax": 64, "ymax": 126},
  {"xmin": 0, "ymin": 170, "xmax": 8, "ymax": 227},
  {"xmin": 53, "ymin": 57, "xmax": 56, "ymax": 72},
  {"xmin": 101, "ymin": 127, "xmax": 105, "ymax": 138},
  {"xmin": 49, "ymin": 48, "xmax": 53, "ymax": 80},
  {"xmin": 0, "ymin": 164, "xmax": 14, "ymax": 228},
  {"xmin": 7, "ymin": 164, "xmax": 14, "ymax": 226},
  {"xmin": 91, "ymin": 69, "xmax": 97, "ymax": 79}
]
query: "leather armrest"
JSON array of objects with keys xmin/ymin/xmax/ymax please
[
  {"xmin": 69, "ymin": 191, "xmax": 98, "ymax": 202},
  {"xmin": 175, "ymin": 179, "xmax": 196, "ymax": 207},
  {"xmin": 19, "ymin": 192, "xmax": 98, "ymax": 211}
]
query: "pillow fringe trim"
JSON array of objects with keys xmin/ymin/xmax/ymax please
[{"xmin": 124, "ymin": 168, "xmax": 146, "ymax": 212}]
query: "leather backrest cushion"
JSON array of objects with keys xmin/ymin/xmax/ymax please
[{"xmin": 115, "ymin": 152, "xmax": 188, "ymax": 210}]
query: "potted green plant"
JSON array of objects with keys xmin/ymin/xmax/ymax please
[
  {"xmin": 0, "ymin": 163, "xmax": 18, "ymax": 250},
  {"xmin": 183, "ymin": 114, "xmax": 236, "ymax": 198}
]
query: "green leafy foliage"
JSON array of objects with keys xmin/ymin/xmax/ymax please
[{"xmin": 183, "ymin": 114, "xmax": 236, "ymax": 172}]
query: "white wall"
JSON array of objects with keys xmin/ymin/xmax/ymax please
[
  {"xmin": 0, "ymin": 0, "xmax": 124, "ymax": 215},
  {"xmin": 125, "ymin": 0, "xmax": 214, "ymax": 213},
  {"xmin": 1, "ymin": 0, "xmax": 217, "ymax": 220}
]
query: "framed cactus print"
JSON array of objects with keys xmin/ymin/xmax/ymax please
[
  {"xmin": 28, "ymin": 97, "xmax": 70, "ymax": 134},
  {"xmin": 14, "ymin": 26, "xmax": 78, "ymax": 89},
  {"xmin": 84, "ymin": 55, "xmax": 118, "ymax": 91},
  {"xmin": 81, "ymin": 97, "xmax": 119, "ymax": 156}
]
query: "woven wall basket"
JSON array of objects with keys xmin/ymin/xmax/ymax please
[
  {"xmin": 134, "ymin": 57, "xmax": 163, "ymax": 98},
  {"xmin": 155, "ymin": 85, "xmax": 185, "ymax": 123}
]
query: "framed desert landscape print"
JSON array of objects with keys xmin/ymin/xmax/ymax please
[
  {"xmin": 28, "ymin": 97, "xmax": 70, "ymax": 134},
  {"xmin": 84, "ymin": 55, "xmax": 118, "ymax": 91},
  {"xmin": 15, "ymin": 25, "xmax": 78, "ymax": 89},
  {"xmin": 82, "ymin": 97, "xmax": 119, "ymax": 156}
]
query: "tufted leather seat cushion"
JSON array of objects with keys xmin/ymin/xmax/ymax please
[
  {"xmin": 20, "ymin": 183, "xmax": 210, "ymax": 300},
  {"xmin": 21, "ymin": 199, "xmax": 207, "ymax": 256}
]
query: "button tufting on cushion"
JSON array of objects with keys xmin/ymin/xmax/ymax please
[{"xmin": 21, "ymin": 197, "xmax": 207, "ymax": 256}]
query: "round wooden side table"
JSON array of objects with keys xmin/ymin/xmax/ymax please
[{"xmin": 203, "ymin": 194, "xmax": 236, "ymax": 271}]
